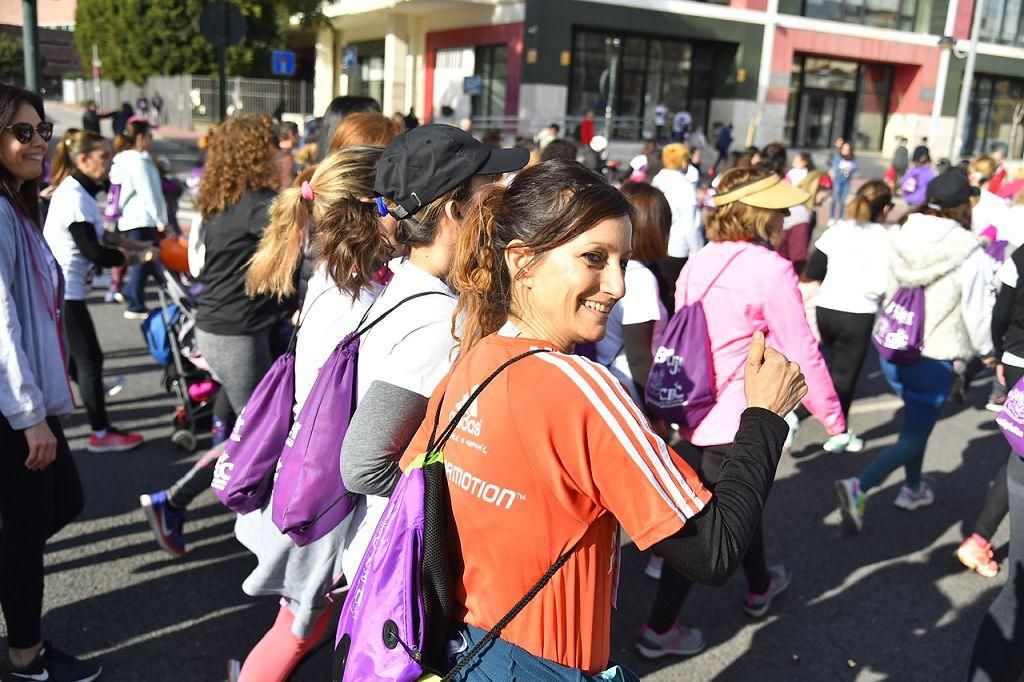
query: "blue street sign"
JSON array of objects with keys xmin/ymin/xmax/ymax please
[
  {"xmin": 341, "ymin": 45, "xmax": 358, "ymax": 71},
  {"xmin": 463, "ymin": 75, "xmax": 483, "ymax": 96},
  {"xmin": 272, "ymin": 50, "xmax": 296, "ymax": 77}
]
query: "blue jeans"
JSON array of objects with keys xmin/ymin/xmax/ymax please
[
  {"xmin": 858, "ymin": 356, "xmax": 954, "ymax": 492},
  {"xmin": 444, "ymin": 624, "xmax": 639, "ymax": 682},
  {"xmin": 832, "ymin": 176, "xmax": 852, "ymax": 220},
  {"xmin": 122, "ymin": 227, "xmax": 159, "ymax": 312}
]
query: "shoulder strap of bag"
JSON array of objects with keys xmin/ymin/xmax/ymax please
[
  {"xmin": 683, "ymin": 249, "xmax": 744, "ymax": 307},
  {"xmin": 348, "ymin": 290, "xmax": 450, "ymax": 348},
  {"xmin": 424, "ymin": 348, "xmax": 581, "ymax": 681}
]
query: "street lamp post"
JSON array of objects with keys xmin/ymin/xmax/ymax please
[
  {"xmin": 21, "ymin": 0, "xmax": 39, "ymax": 92},
  {"xmin": 949, "ymin": 0, "xmax": 985, "ymax": 161}
]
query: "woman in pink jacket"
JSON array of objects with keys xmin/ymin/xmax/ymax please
[{"xmin": 637, "ymin": 166, "xmax": 845, "ymax": 659}]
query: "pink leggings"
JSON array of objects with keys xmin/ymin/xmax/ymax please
[{"xmin": 237, "ymin": 601, "xmax": 334, "ymax": 682}]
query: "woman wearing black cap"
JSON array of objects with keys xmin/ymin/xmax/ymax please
[
  {"xmin": 339, "ymin": 124, "xmax": 528, "ymax": 553},
  {"xmin": 836, "ymin": 170, "xmax": 993, "ymax": 533}
]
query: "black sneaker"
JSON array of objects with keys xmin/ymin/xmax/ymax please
[
  {"xmin": 2, "ymin": 644, "xmax": 103, "ymax": 682},
  {"xmin": 42, "ymin": 643, "xmax": 102, "ymax": 682}
]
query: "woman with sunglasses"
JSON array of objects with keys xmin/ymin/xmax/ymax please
[
  {"xmin": 0, "ymin": 85, "xmax": 102, "ymax": 682},
  {"xmin": 804, "ymin": 180, "xmax": 893, "ymax": 453}
]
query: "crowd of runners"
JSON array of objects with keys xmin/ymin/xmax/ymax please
[{"xmin": 1, "ymin": 80, "xmax": 1023, "ymax": 681}]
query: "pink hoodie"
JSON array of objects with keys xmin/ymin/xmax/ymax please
[{"xmin": 675, "ymin": 240, "xmax": 846, "ymax": 446}]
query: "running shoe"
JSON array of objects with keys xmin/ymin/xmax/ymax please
[
  {"xmin": 956, "ymin": 534, "xmax": 999, "ymax": 578},
  {"xmin": 823, "ymin": 430, "xmax": 864, "ymax": 453},
  {"xmin": 0, "ymin": 642, "xmax": 102, "ymax": 682},
  {"xmin": 635, "ymin": 621, "xmax": 705, "ymax": 659},
  {"xmin": 123, "ymin": 309, "xmax": 149, "ymax": 320},
  {"xmin": 782, "ymin": 411, "xmax": 800, "ymax": 455},
  {"xmin": 835, "ymin": 477, "xmax": 865, "ymax": 533},
  {"xmin": 986, "ymin": 395, "xmax": 1007, "ymax": 413},
  {"xmin": 103, "ymin": 376, "xmax": 126, "ymax": 398},
  {"xmin": 744, "ymin": 564, "xmax": 792, "ymax": 617},
  {"xmin": 893, "ymin": 482, "xmax": 935, "ymax": 510},
  {"xmin": 88, "ymin": 429, "xmax": 144, "ymax": 453},
  {"xmin": 644, "ymin": 555, "xmax": 664, "ymax": 580},
  {"xmin": 140, "ymin": 490, "xmax": 187, "ymax": 557},
  {"xmin": 104, "ymin": 291, "xmax": 125, "ymax": 304},
  {"xmin": 227, "ymin": 659, "xmax": 241, "ymax": 682}
]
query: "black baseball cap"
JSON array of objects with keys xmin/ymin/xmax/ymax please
[
  {"xmin": 374, "ymin": 124, "xmax": 529, "ymax": 219},
  {"xmin": 925, "ymin": 169, "xmax": 980, "ymax": 210}
]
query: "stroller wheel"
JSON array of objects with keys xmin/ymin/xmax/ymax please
[{"xmin": 171, "ymin": 429, "xmax": 198, "ymax": 452}]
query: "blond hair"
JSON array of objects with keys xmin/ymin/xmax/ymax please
[
  {"xmin": 970, "ymin": 155, "xmax": 998, "ymax": 183},
  {"xmin": 706, "ymin": 167, "xmax": 780, "ymax": 246},
  {"xmin": 662, "ymin": 143, "xmax": 690, "ymax": 170},
  {"xmin": 330, "ymin": 112, "xmax": 401, "ymax": 150},
  {"xmin": 245, "ymin": 146, "xmax": 387, "ymax": 301},
  {"xmin": 846, "ymin": 180, "xmax": 892, "ymax": 225}
]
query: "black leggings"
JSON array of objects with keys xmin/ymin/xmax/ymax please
[
  {"xmin": 65, "ymin": 299, "xmax": 109, "ymax": 432},
  {"xmin": 0, "ymin": 416, "xmax": 83, "ymax": 648},
  {"xmin": 972, "ymin": 365, "xmax": 1024, "ymax": 541},
  {"xmin": 646, "ymin": 443, "xmax": 771, "ymax": 633},
  {"xmin": 816, "ymin": 307, "xmax": 876, "ymax": 421},
  {"xmin": 969, "ymin": 452, "xmax": 1024, "ymax": 681}
]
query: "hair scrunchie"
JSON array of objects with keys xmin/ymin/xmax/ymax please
[{"xmin": 300, "ymin": 180, "xmax": 315, "ymax": 201}]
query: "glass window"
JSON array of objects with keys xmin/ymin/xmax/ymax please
[
  {"xmin": 966, "ymin": 74, "xmax": 1024, "ymax": 157},
  {"xmin": 471, "ymin": 44, "xmax": 507, "ymax": 119},
  {"xmin": 567, "ymin": 29, "xmax": 714, "ymax": 140},
  {"xmin": 980, "ymin": 0, "xmax": 1024, "ymax": 45},
  {"xmin": 802, "ymin": 0, "xmax": 916, "ymax": 30}
]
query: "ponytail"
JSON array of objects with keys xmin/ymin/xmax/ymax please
[
  {"xmin": 49, "ymin": 128, "xmax": 78, "ymax": 188},
  {"xmin": 245, "ymin": 186, "xmax": 308, "ymax": 300},
  {"xmin": 50, "ymin": 128, "xmax": 107, "ymax": 188},
  {"xmin": 451, "ymin": 183, "xmax": 509, "ymax": 352},
  {"xmin": 114, "ymin": 120, "xmax": 149, "ymax": 155},
  {"xmin": 845, "ymin": 179, "xmax": 891, "ymax": 226}
]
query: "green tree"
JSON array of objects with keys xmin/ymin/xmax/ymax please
[
  {"xmin": 0, "ymin": 34, "xmax": 23, "ymax": 80},
  {"xmin": 75, "ymin": 0, "xmax": 320, "ymax": 84}
]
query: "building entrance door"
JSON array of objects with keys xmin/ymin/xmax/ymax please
[{"xmin": 794, "ymin": 90, "xmax": 853, "ymax": 149}]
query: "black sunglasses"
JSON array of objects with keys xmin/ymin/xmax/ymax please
[{"xmin": 4, "ymin": 121, "xmax": 54, "ymax": 144}]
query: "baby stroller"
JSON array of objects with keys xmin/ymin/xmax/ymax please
[{"xmin": 141, "ymin": 262, "xmax": 218, "ymax": 451}]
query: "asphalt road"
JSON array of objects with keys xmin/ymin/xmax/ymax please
[{"xmin": 0, "ymin": 103, "xmax": 1009, "ymax": 681}]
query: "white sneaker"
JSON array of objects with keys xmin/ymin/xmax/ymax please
[
  {"xmin": 823, "ymin": 430, "xmax": 864, "ymax": 453},
  {"xmin": 124, "ymin": 309, "xmax": 150, "ymax": 320},
  {"xmin": 782, "ymin": 411, "xmax": 800, "ymax": 454},
  {"xmin": 893, "ymin": 482, "xmax": 935, "ymax": 510},
  {"xmin": 227, "ymin": 659, "xmax": 241, "ymax": 682},
  {"xmin": 644, "ymin": 555, "xmax": 663, "ymax": 580},
  {"xmin": 744, "ymin": 564, "xmax": 792, "ymax": 617},
  {"xmin": 103, "ymin": 376, "xmax": 125, "ymax": 398},
  {"xmin": 635, "ymin": 622, "xmax": 706, "ymax": 659}
]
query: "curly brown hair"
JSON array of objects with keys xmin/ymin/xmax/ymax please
[{"xmin": 197, "ymin": 115, "xmax": 279, "ymax": 219}]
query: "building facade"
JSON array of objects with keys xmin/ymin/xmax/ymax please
[{"xmin": 316, "ymin": 0, "xmax": 1024, "ymax": 158}]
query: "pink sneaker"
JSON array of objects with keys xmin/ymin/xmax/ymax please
[
  {"xmin": 956, "ymin": 534, "xmax": 999, "ymax": 578},
  {"xmin": 88, "ymin": 429, "xmax": 144, "ymax": 453}
]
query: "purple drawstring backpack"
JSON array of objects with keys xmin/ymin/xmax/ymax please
[
  {"xmin": 211, "ymin": 288, "xmax": 344, "ymax": 513},
  {"xmin": 103, "ymin": 184, "xmax": 122, "ymax": 224},
  {"xmin": 998, "ymin": 376, "xmax": 1024, "ymax": 457},
  {"xmin": 645, "ymin": 251, "xmax": 742, "ymax": 428},
  {"xmin": 272, "ymin": 291, "xmax": 446, "ymax": 547},
  {"xmin": 871, "ymin": 287, "xmax": 926, "ymax": 365},
  {"xmin": 333, "ymin": 349, "xmax": 580, "ymax": 682}
]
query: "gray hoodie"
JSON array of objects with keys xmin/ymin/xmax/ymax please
[
  {"xmin": 0, "ymin": 198, "xmax": 74, "ymax": 429},
  {"xmin": 889, "ymin": 213, "xmax": 993, "ymax": 361}
]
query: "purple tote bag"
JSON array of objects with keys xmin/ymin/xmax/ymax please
[
  {"xmin": 998, "ymin": 375, "xmax": 1024, "ymax": 457},
  {"xmin": 872, "ymin": 287, "xmax": 925, "ymax": 365},
  {"xmin": 211, "ymin": 352, "xmax": 296, "ymax": 514},
  {"xmin": 645, "ymin": 251, "xmax": 742, "ymax": 428},
  {"xmin": 271, "ymin": 333, "xmax": 360, "ymax": 546}
]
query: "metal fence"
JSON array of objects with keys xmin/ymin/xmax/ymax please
[{"xmin": 62, "ymin": 75, "xmax": 314, "ymax": 131}]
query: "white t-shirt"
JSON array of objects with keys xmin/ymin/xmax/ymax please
[
  {"xmin": 996, "ymin": 258, "xmax": 1024, "ymax": 368},
  {"xmin": 785, "ymin": 168, "xmax": 808, "ymax": 186},
  {"xmin": 292, "ymin": 265, "xmax": 380, "ymax": 416},
  {"xmin": 1003, "ymin": 205, "xmax": 1024, "ymax": 248},
  {"xmin": 651, "ymin": 168, "xmax": 703, "ymax": 259},
  {"xmin": 43, "ymin": 176, "xmax": 105, "ymax": 301},
  {"xmin": 340, "ymin": 257, "xmax": 460, "ymax": 580},
  {"xmin": 595, "ymin": 261, "xmax": 666, "ymax": 404},
  {"xmin": 972, "ymin": 189, "xmax": 1010, "ymax": 237},
  {"xmin": 813, "ymin": 220, "xmax": 891, "ymax": 315},
  {"xmin": 357, "ymin": 257, "xmax": 459, "ymax": 399}
]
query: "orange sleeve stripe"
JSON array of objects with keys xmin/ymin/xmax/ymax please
[
  {"xmin": 535, "ymin": 353, "xmax": 705, "ymax": 519},
  {"xmin": 564, "ymin": 355, "xmax": 708, "ymax": 516}
]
